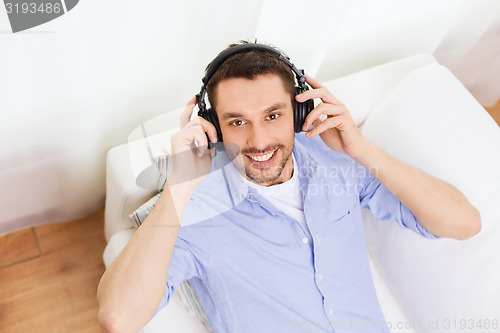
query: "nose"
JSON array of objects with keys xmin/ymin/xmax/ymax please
[{"xmin": 246, "ymin": 123, "xmax": 272, "ymax": 151}]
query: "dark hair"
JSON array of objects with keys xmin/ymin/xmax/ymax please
[{"xmin": 205, "ymin": 41, "xmax": 296, "ymax": 110}]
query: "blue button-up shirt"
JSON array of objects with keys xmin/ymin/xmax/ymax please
[{"xmin": 155, "ymin": 133, "xmax": 438, "ymax": 332}]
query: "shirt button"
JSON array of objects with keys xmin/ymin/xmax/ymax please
[
  {"xmin": 302, "ymin": 237, "xmax": 308, "ymax": 244},
  {"xmin": 318, "ymin": 274, "xmax": 323, "ymax": 281},
  {"xmin": 329, "ymin": 309, "xmax": 333, "ymax": 316}
]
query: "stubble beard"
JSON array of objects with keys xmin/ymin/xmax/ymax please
[{"xmin": 228, "ymin": 135, "xmax": 295, "ymax": 186}]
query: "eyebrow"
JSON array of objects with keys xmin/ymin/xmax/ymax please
[{"xmin": 220, "ymin": 102, "xmax": 287, "ymax": 121}]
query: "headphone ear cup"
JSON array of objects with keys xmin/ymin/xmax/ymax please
[
  {"xmin": 203, "ymin": 108, "xmax": 223, "ymax": 143},
  {"xmin": 294, "ymin": 87, "xmax": 314, "ymax": 133}
]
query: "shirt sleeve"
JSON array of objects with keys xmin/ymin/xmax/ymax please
[
  {"xmin": 153, "ymin": 235, "xmax": 204, "ymax": 316},
  {"xmin": 357, "ymin": 164, "xmax": 440, "ymax": 239}
]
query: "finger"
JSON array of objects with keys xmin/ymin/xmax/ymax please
[
  {"xmin": 193, "ymin": 128, "xmax": 216, "ymax": 158},
  {"xmin": 305, "ymin": 115, "xmax": 346, "ymax": 138},
  {"xmin": 180, "ymin": 96, "xmax": 198, "ymax": 128},
  {"xmin": 302, "ymin": 103, "xmax": 346, "ymax": 131},
  {"xmin": 304, "ymin": 74, "xmax": 324, "ymax": 89},
  {"xmin": 172, "ymin": 124, "xmax": 208, "ymax": 157},
  {"xmin": 184, "ymin": 116, "xmax": 218, "ymax": 143},
  {"xmin": 306, "ymin": 117, "xmax": 343, "ymax": 153},
  {"xmin": 186, "ymin": 125, "xmax": 209, "ymax": 158},
  {"xmin": 296, "ymin": 87, "xmax": 343, "ymax": 106},
  {"xmin": 303, "ymin": 103, "xmax": 345, "ymax": 131},
  {"xmin": 198, "ymin": 117, "xmax": 218, "ymax": 143}
]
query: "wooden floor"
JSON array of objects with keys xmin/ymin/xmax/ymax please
[
  {"xmin": 0, "ymin": 209, "xmax": 106, "ymax": 333},
  {"xmin": 485, "ymin": 99, "xmax": 500, "ymax": 127},
  {"xmin": 0, "ymin": 101, "xmax": 499, "ymax": 333}
]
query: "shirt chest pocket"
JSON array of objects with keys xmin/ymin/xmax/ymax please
[
  {"xmin": 329, "ymin": 204, "xmax": 362, "ymax": 239},
  {"xmin": 334, "ymin": 207, "xmax": 354, "ymax": 222},
  {"xmin": 331, "ymin": 199, "xmax": 358, "ymax": 222}
]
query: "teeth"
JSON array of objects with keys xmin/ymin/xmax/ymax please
[{"xmin": 248, "ymin": 151, "xmax": 274, "ymax": 162}]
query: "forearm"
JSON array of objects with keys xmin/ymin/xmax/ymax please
[
  {"xmin": 97, "ymin": 182, "xmax": 194, "ymax": 333},
  {"xmin": 353, "ymin": 141, "xmax": 481, "ymax": 240},
  {"xmin": 297, "ymin": 79, "xmax": 481, "ymax": 239}
]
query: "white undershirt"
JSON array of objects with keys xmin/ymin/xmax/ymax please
[{"xmin": 245, "ymin": 153, "xmax": 312, "ymax": 239}]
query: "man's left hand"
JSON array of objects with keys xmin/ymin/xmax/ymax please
[{"xmin": 296, "ymin": 75, "xmax": 369, "ymax": 158}]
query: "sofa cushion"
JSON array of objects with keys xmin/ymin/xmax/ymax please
[{"xmin": 322, "ymin": 54, "xmax": 436, "ymax": 126}]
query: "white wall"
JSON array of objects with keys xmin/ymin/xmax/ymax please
[{"xmin": 0, "ymin": 0, "xmax": 499, "ymax": 235}]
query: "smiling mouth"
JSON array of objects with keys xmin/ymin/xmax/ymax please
[
  {"xmin": 245, "ymin": 148, "xmax": 278, "ymax": 167},
  {"xmin": 247, "ymin": 150, "xmax": 276, "ymax": 162}
]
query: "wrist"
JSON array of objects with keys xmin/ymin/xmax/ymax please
[
  {"xmin": 349, "ymin": 139, "xmax": 377, "ymax": 165},
  {"xmin": 162, "ymin": 180, "xmax": 199, "ymax": 223},
  {"xmin": 348, "ymin": 138, "xmax": 377, "ymax": 160}
]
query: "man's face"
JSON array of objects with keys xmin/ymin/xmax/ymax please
[{"xmin": 215, "ymin": 73, "xmax": 295, "ymax": 186}]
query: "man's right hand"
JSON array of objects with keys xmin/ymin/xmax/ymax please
[
  {"xmin": 168, "ymin": 96, "xmax": 218, "ymax": 190},
  {"xmin": 97, "ymin": 98, "xmax": 220, "ymax": 333},
  {"xmin": 165, "ymin": 96, "xmax": 219, "ymax": 221}
]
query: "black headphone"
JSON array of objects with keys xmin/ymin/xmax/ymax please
[{"xmin": 195, "ymin": 43, "xmax": 314, "ymax": 148}]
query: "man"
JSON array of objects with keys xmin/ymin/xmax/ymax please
[{"xmin": 97, "ymin": 42, "xmax": 481, "ymax": 333}]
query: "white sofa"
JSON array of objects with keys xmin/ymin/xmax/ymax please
[{"xmin": 103, "ymin": 54, "xmax": 500, "ymax": 333}]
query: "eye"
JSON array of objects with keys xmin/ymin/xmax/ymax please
[
  {"xmin": 266, "ymin": 113, "xmax": 280, "ymax": 121},
  {"xmin": 230, "ymin": 119, "xmax": 246, "ymax": 127}
]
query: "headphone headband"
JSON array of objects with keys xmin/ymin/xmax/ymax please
[
  {"xmin": 202, "ymin": 43, "xmax": 306, "ymax": 89},
  {"xmin": 196, "ymin": 43, "xmax": 313, "ymax": 147},
  {"xmin": 198, "ymin": 44, "xmax": 308, "ymax": 109}
]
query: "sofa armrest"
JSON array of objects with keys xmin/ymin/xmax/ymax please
[{"xmin": 105, "ymin": 143, "xmax": 158, "ymax": 241}]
